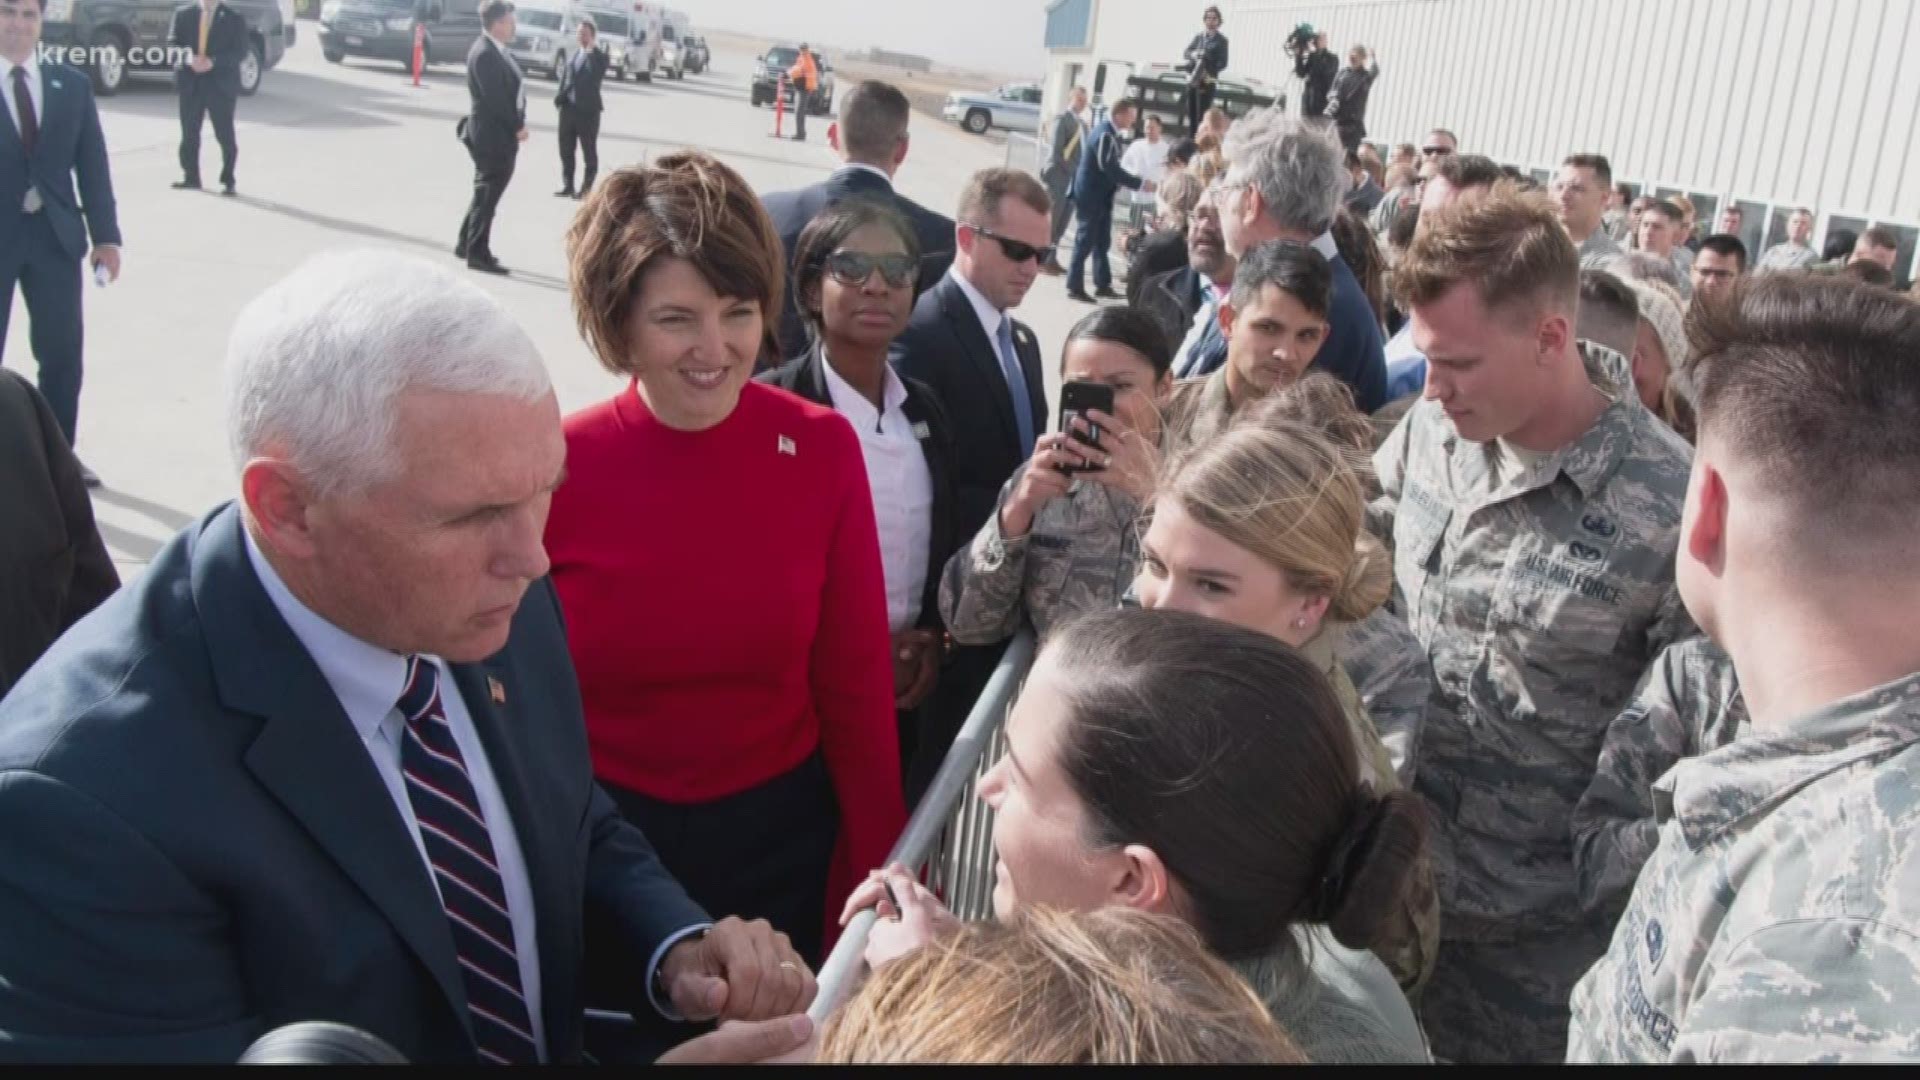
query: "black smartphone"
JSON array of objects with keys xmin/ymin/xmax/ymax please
[{"xmin": 1057, "ymin": 381, "xmax": 1115, "ymax": 473}]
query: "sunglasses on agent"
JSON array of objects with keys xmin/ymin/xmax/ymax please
[
  {"xmin": 962, "ymin": 222, "xmax": 1054, "ymax": 266},
  {"xmin": 823, "ymin": 250, "xmax": 920, "ymax": 289}
]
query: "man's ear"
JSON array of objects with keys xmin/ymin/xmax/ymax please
[
  {"xmin": 1217, "ymin": 297, "xmax": 1237, "ymax": 339},
  {"xmin": 241, "ymin": 456, "xmax": 322, "ymax": 561},
  {"xmin": 1685, "ymin": 458, "xmax": 1728, "ymax": 574}
]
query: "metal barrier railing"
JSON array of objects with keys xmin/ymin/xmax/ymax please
[
  {"xmin": 807, "ymin": 629, "xmax": 1037, "ymax": 1022},
  {"xmin": 1004, "ymin": 133, "xmax": 1046, "ymax": 177}
]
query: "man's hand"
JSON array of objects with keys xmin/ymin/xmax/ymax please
[
  {"xmin": 659, "ymin": 916, "xmax": 816, "ymax": 1022},
  {"xmin": 655, "ymin": 1015, "xmax": 816, "ymax": 1064},
  {"xmin": 191, "ymin": 56, "xmax": 213, "ymax": 74},
  {"xmin": 90, "ymin": 245, "xmax": 122, "ymax": 283},
  {"xmin": 891, "ymin": 629, "xmax": 941, "ymax": 710},
  {"xmin": 516, "ymin": 126, "xmax": 530, "ymax": 142}
]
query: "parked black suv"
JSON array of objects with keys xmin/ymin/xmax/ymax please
[
  {"xmin": 40, "ymin": 0, "xmax": 294, "ymax": 97},
  {"xmin": 317, "ymin": 0, "xmax": 485, "ymax": 70}
]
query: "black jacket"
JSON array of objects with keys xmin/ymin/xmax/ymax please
[
  {"xmin": 1327, "ymin": 62, "xmax": 1379, "ymax": 127},
  {"xmin": 762, "ymin": 167, "xmax": 957, "ymax": 363},
  {"xmin": 1181, "ymin": 30, "xmax": 1229, "ymax": 82},
  {"xmin": 890, "ymin": 273, "xmax": 1046, "ymax": 543},
  {"xmin": 756, "ymin": 346, "xmax": 958, "ymax": 634},
  {"xmin": 170, "ymin": 2, "xmax": 250, "ymax": 96},
  {"xmin": 1125, "ymin": 228, "xmax": 1190, "ymax": 309},
  {"xmin": 0, "ymin": 372, "xmax": 117, "ymax": 697},
  {"xmin": 1295, "ymin": 47, "xmax": 1337, "ymax": 118},
  {"xmin": 463, "ymin": 36, "xmax": 525, "ymax": 165},
  {"xmin": 555, "ymin": 46, "xmax": 608, "ymax": 114},
  {"xmin": 1137, "ymin": 265, "xmax": 1227, "ymax": 376}
]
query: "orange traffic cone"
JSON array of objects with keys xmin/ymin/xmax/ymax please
[
  {"xmin": 411, "ymin": 24, "xmax": 424, "ymax": 87},
  {"xmin": 769, "ymin": 74, "xmax": 786, "ymax": 138}
]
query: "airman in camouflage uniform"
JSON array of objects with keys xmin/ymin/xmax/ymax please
[
  {"xmin": 1344, "ymin": 607, "xmax": 1431, "ymax": 786},
  {"xmin": 1571, "ymin": 636, "xmax": 1748, "ymax": 928},
  {"xmin": 1567, "ymin": 671, "xmax": 1920, "ymax": 1062},
  {"xmin": 939, "ymin": 465, "xmax": 1142, "ymax": 645},
  {"xmin": 1159, "ymin": 368, "xmax": 1239, "ymax": 467},
  {"xmin": 1371, "ymin": 341, "xmax": 1696, "ymax": 1062}
]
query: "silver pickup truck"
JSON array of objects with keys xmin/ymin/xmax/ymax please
[{"xmin": 943, "ymin": 82, "xmax": 1043, "ymax": 135}]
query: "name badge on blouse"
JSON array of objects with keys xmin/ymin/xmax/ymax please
[{"xmin": 911, "ymin": 421, "xmax": 931, "ymax": 441}]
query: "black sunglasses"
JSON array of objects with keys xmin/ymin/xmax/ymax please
[
  {"xmin": 1422, "ymin": 145, "xmax": 1454, "ymax": 157},
  {"xmin": 823, "ymin": 251, "xmax": 919, "ymax": 289},
  {"xmin": 963, "ymin": 223, "xmax": 1054, "ymax": 266}
]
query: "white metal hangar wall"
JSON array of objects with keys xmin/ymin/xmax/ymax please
[{"xmin": 1047, "ymin": 0, "xmax": 1920, "ymax": 275}]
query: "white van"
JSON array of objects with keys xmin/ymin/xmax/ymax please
[
  {"xmin": 504, "ymin": 0, "xmax": 580, "ymax": 79},
  {"xmin": 655, "ymin": 8, "xmax": 691, "ymax": 79},
  {"xmin": 578, "ymin": 1, "xmax": 639, "ymax": 79}
]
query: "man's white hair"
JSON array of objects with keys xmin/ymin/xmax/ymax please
[
  {"xmin": 224, "ymin": 249, "xmax": 551, "ymax": 496},
  {"xmin": 1222, "ymin": 108, "xmax": 1349, "ymax": 237}
]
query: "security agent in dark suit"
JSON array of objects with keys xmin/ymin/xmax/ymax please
[
  {"xmin": 890, "ymin": 168, "xmax": 1050, "ymax": 802},
  {"xmin": 455, "ymin": 0, "xmax": 526, "ymax": 275},
  {"xmin": 169, "ymin": 0, "xmax": 247, "ymax": 195},
  {"xmin": 0, "ymin": 370, "xmax": 117, "ymax": 698},
  {"xmin": 1064, "ymin": 97, "xmax": 1144, "ymax": 303},
  {"xmin": 1179, "ymin": 6, "xmax": 1229, "ymax": 135},
  {"xmin": 761, "ymin": 80, "xmax": 955, "ymax": 365},
  {"xmin": 1039, "ymin": 86, "xmax": 1088, "ymax": 266},
  {"xmin": 0, "ymin": 251, "xmax": 816, "ymax": 1065},
  {"xmin": 0, "ymin": 0, "xmax": 122, "ymax": 483},
  {"xmin": 552, "ymin": 17, "xmax": 606, "ymax": 199},
  {"xmin": 755, "ymin": 196, "xmax": 960, "ymax": 802}
]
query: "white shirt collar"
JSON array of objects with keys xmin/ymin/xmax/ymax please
[
  {"xmin": 0, "ymin": 52, "xmax": 40, "ymax": 83},
  {"xmin": 1311, "ymin": 230, "xmax": 1339, "ymax": 260},
  {"xmin": 834, "ymin": 162, "xmax": 893, "ymax": 187},
  {"xmin": 948, "ymin": 266, "xmax": 1007, "ymax": 344},
  {"xmin": 243, "ymin": 528, "xmax": 417, "ymax": 747},
  {"xmin": 820, "ymin": 350, "xmax": 909, "ymax": 433}
]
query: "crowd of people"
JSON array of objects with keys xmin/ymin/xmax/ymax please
[{"xmin": 5, "ymin": 0, "xmax": 1920, "ymax": 1063}]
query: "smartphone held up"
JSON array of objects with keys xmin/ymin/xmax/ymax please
[{"xmin": 1055, "ymin": 381, "xmax": 1114, "ymax": 475}]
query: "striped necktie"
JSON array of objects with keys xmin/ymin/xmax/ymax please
[{"xmin": 397, "ymin": 656, "xmax": 539, "ymax": 1064}]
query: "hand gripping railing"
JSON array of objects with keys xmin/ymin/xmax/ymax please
[{"xmin": 806, "ymin": 629, "xmax": 1037, "ymax": 1023}]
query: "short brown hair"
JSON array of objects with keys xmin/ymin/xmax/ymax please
[
  {"xmin": 839, "ymin": 81, "xmax": 911, "ymax": 163},
  {"xmin": 817, "ymin": 907, "xmax": 1304, "ymax": 1063},
  {"xmin": 956, "ymin": 167, "xmax": 1050, "ymax": 224},
  {"xmin": 1561, "ymin": 153, "xmax": 1613, "ymax": 187},
  {"xmin": 1687, "ymin": 273, "xmax": 1920, "ymax": 542},
  {"xmin": 1394, "ymin": 180, "xmax": 1579, "ymax": 323},
  {"xmin": 566, "ymin": 152, "xmax": 784, "ymax": 376}
]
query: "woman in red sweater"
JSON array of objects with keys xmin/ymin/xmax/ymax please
[{"xmin": 545, "ymin": 152, "xmax": 905, "ymax": 967}]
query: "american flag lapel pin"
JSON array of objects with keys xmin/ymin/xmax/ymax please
[
  {"xmin": 488, "ymin": 676, "xmax": 507, "ymax": 705},
  {"xmin": 778, "ymin": 434, "xmax": 797, "ymax": 456}
]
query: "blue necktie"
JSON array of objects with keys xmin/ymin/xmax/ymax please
[
  {"xmin": 397, "ymin": 657, "xmax": 539, "ymax": 1065},
  {"xmin": 995, "ymin": 316, "xmax": 1036, "ymax": 452}
]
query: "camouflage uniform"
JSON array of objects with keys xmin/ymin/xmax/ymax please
[
  {"xmin": 1567, "ymin": 671, "xmax": 1920, "ymax": 1062},
  {"xmin": 1571, "ymin": 637, "xmax": 1749, "ymax": 928},
  {"xmin": 940, "ymin": 464, "xmax": 1143, "ymax": 645},
  {"xmin": 1370, "ymin": 342, "xmax": 1696, "ymax": 1062},
  {"xmin": 1310, "ymin": 628, "xmax": 1442, "ymax": 998},
  {"xmin": 1159, "ymin": 368, "xmax": 1239, "ymax": 467},
  {"xmin": 1344, "ymin": 607, "xmax": 1431, "ymax": 786}
]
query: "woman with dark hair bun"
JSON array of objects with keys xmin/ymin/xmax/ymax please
[
  {"xmin": 939, "ymin": 306, "xmax": 1173, "ymax": 645},
  {"xmin": 843, "ymin": 607, "xmax": 1431, "ymax": 1063}
]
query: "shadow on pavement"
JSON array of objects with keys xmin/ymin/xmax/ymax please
[
  {"xmin": 95, "ymin": 520, "xmax": 167, "ymax": 564},
  {"xmin": 226, "ymin": 192, "xmax": 456, "ymax": 257},
  {"xmin": 92, "ymin": 488, "xmax": 199, "ymax": 532}
]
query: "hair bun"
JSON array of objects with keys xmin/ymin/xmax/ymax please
[{"xmin": 1305, "ymin": 790, "xmax": 1427, "ymax": 952}]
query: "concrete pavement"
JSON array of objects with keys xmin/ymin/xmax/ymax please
[{"xmin": 3, "ymin": 36, "xmax": 1094, "ymax": 578}]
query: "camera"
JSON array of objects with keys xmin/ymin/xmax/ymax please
[{"xmin": 1285, "ymin": 23, "xmax": 1316, "ymax": 55}]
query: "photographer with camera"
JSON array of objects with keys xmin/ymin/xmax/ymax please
[
  {"xmin": 1180, "ymin": 6, "xmax": 1230, "ymax": 136},
  {"xmin": 1289, "ymin": 26, "xmax": 1337, "ymax": 121}
]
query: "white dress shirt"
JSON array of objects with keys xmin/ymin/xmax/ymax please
[
  {"xmin": 0, "ymin": 53, "xmax": 41, "ymax": 139},
  {"xmin": 822, "ymin": 354, "xmax": 934, "ymax": 632},
  {"xmin": 1121, "ymin": 137, "xmax": 1169, "ymax": 208},
  {"xmin": 244, "ymin": 531, "xmax": 550, "ymax": 1059}
]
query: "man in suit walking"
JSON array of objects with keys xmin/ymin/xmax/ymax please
[
  {"xmin": 456, "ymin": 0, "xmax": 526, "ymax": 275},
  {"xmin": 0, "ymin": 250, "xmax": 817, "ymax": 1064},
  {"xmin": 890, "ymin": 167, "xmax": 1051, "ymax": 803},
  {"xmin": 1038, "ymin": 85, "xmax": 1088, "ymax": 274},
  {"xmin": 552, "ymin": 16, "xmax": 605, "ymax": 199},
  {"xmin": 0, "ymin": 370, "xmax": 117, "ymax": 697},
  {"xmin": 170, "ymin": 0, "xmax": 246, "ymax": 195},
  {"xmin": 761, "ymin": 79, "xmax": 955, "ymax": 363},
  {"xmin": 1180, "ymin": 6, "xmax": 1229, "ymax": 137},
  {"xmin": 1, "ymin": 0, "xmax": 121, "ymax": 486},
  {"xmin": 1064, "ymin": 97, "xmax": 1145, "ymax": 304}
]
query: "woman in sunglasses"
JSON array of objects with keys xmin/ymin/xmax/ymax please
[
  {"xmin": 940, "ymin": 306, "xmax": 1174, "ymax": 646},
  {"xmin": 758, "ymin": 197, "xmax": 961, "ymax": 788},
  {"xmin": 545, "ymin": 154, "xmax": 905, "ymax": 970}
]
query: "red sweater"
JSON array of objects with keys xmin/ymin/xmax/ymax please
[{"xmin": 546, "ymin": 381, "xmax": 905, "ymax": 901}]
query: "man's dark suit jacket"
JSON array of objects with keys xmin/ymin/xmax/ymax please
[
  {"xmin": 0, "ymin": 505, "xmax": 709, "ymax": 1063},
  {"xmin": 756, "ymin": 345, "xmax": 958, "ymax": 636},
  {"xmin": 463, "ymin": 36, "xmax": 525, "ymax": 167},
  {"xmin": 169, "ymin": 3, "xmax": 250, "ymax": 96},
  {"xmin": 555, "ymin": 46, "xmax": 608, "ymax": 114},
  {"xmin": 1295, "ymin": 47, "xmax": 1338, "ymax": 118},
  {"xmin": 0, "ymin": 372, "xmax": 117, "ymax": 697},
  {"xmin": 888, "ymin": 272, "xmax": 1045, "ymax": 544},
  {"xmin": 1181, "ymin": 30, "xmax": 1229, "ymax": 82},
  {"xmin": 1136, "ymin": 264, "xmax": 1210, "ymax": 365},
  {"xmin": 0, "ymin": 62, "xmax": 120, "ymax": 264},
  {"xmin": 763, "ymin": 167, "xmax": 957, "ymax": 363}
]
